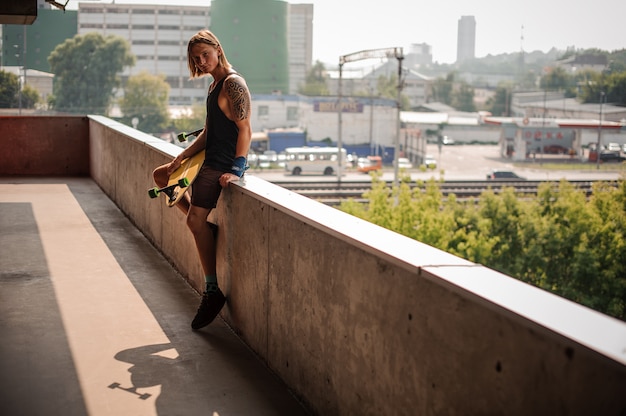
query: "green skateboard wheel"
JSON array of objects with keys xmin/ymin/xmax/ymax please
[{"xmin": 148, "ymin": 187, "xmax": 160, "ymax": 198}]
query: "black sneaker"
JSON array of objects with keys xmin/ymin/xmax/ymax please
[{"xmin": 191, "ymin": 289, "xmax": 226, "ymax": 330}]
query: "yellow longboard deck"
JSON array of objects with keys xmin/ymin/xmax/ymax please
[{"xmin": 148, "ymin": 152, "xmax": 204, "ymax": 207}]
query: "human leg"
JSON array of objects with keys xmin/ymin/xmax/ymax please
[
  {"xmin": 186, "ymin": 205, "xmax": 216, "ymax": 277},
  {"xmin": 187, "ymin": 205, "xmax": 226, "ymax": 329},
  {"xmin": 187, "ymin": 167, "xmax": 226, "ymax": 329}
]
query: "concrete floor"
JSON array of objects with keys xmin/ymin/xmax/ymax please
[{"xmin": 0, "ymin": 178, "xmax": 309, "ymax": 416}]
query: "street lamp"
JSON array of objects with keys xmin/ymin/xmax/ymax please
[
  {"xmin": 14, "ymin": 45, "xmax": 22, "ymax": 115},
  {"xmin": 596, "ymin": 91, "xmax": 605, "ymax": 170}
]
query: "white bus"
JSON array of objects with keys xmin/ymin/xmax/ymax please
[{"xmin": 284, "ymin": 146, "xmax": 347, "ymax": 176}]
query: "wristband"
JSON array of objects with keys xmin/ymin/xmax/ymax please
[{"xmin": 230, "ymin": 156, "xmax": 247, "ymax": 177}]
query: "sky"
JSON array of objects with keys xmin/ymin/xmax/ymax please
[{"xmin": 67, "ymin": 0, "xmax": 626, "ymax": 65}]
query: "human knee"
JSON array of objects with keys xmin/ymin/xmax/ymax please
[
  {"xmin": 153, "ymin": 165, "xmax": 168, "ymax": 187},
  {"xmin": 186, "ymin": 212, "xmax": 206, "ymax": 235}
]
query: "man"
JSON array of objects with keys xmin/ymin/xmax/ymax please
[{"xmin": 152, "ymin": 30, "xmax": 252, "ymax": 329}]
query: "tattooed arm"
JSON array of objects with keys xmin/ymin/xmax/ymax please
[
  {"xmin": 224, "ymin": 74, "xmax": 252, "ymax": 159},
  {"xmin": 219, "ymin": 74, "xmax": 253, "ymax": 187}
]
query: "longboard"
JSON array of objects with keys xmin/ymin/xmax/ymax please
[{"xmin": 148, "ymin": 151, "xmax": 204, "ymax": 207}]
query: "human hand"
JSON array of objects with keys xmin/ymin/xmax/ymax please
[
  {"xmin": 219, "ymin": 172, "xmax": 240, "ymax": 188},
  {"xmin": 166, "ymin": 154, "xmax": 184, "ymax": 176}
]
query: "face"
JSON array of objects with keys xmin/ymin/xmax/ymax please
[{"xmin": 190, "ymin": 42, "xmax": 220, "ymax": 75}]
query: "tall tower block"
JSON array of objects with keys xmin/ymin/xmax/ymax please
[{"xmin": 456, "ymin": 15, "xmax": 476, "ymax": 63}]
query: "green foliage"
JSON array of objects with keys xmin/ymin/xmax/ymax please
[
  {"xmin": 487, "ymin": 83, "xmax": 513, "ymax": 116},
  {"xmin": 48, "ymin": 32, "xmax": 135, "ymax": 114},
  {"xmin": 376, "ymin": 73, "xmax": 410, "ymax": 110},
  {"xmin": 432, "ymin": 72, "xmax": 455, "ymax": 105},
  {"xmin": 0, "ymin": 71, "xmax": 41, "ymax": 109},
  {"xmin": 119, "ymin": 71, "xmax": 170, "ymax": 133},
  {"xmin": 339, "ymin": 178, "xmax": 626, "ymax": 321},
  {"xmin": 299, "ymin": 61, "xmax": 329, "ymax": 96},
  {"xmin": 21, "ymin": 84, "xmax": 40, "ymax": 108},
  {"xmin": 536, "ymin": 50, "xmax": 626, "ymax": 105},
  {"xmin": 431, "ymin": 72, "xmax": 476, "ymax": 111},
  {"xmin": 171, "ymin": 101, "xmax": 206, "ymax": 134},
  {"xmin": 540, "ymin": 66, "xmax": 578, "ymax": 97},
  {"xmin": 578, "ymin": 71, "xmax": 626, "ymax": 105},
  {"xmin": 0, "ymin": 71, "xmax": 20, "ymax": 108},
  {"xmin": 452, "ymin": 82, "xmax": 476, "ymax": 112}
]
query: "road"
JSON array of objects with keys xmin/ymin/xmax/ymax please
[{"xmin": 249, "ymin": 144, "xmax": 623, "ymax": 183}]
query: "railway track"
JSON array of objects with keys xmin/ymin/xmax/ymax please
[{"xmin": 272, "ymin": 180, "xmax": 617, "ymax": 206}]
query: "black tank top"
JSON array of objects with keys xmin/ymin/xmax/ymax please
[{"xmin": 204, "ymin": 73, "xmax": 239, "ymax": 171}]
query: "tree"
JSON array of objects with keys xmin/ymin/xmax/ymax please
[
  {"xmin": 0, "ymin": 71, "xmax": 40, "ymax": 109},
  {"xmin": 119, "ymin": 71, "xmax": 170, "ymax": 133},
  {"xmin": 540, "ymin": 66, "xmax": 577, "ymax": 97},
  {"xmin": 376, "ymin": 73, "xmax": 410, "ymax": 110},
  {"xmin": 487, "ymin": 82, "xmax": 513, "ymax": 116},
  {"xmin": 451, "ymin": 81, "xmax": 476, "ymax": 112},
  {"xmin": 339, "ymin": 178, "xmax": 626, "ymax": 321},
  {"xmin": 299, "ymin": 61, "xmax": 329, "ymax": 96},
  {"xmin": 431, "ymin": 72, "xmax": 455, "ymax": 105},
  {"xmin": 171, "ymin": 101, "xmax": 206, "ymax": 135},
  {"xmin": 48, "ymin": 32, "xmax": 135, "ymax": 114},
  {"xmin": 605, "ymin": 71, "xmax": 626, "ymax": 106},
  {"xmin": 20, "ymin": 84, "xmax": 40, "ymax": 109},
  {"xmin": 0, "ymin": 70, "xmax": 19, "ymax": 108}
]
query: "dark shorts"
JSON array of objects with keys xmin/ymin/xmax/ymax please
[{"xmin": 191, "ymin": 165, "xmax": 224, "ymax": 209}]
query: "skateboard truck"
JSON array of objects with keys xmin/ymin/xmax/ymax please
[
  {"xmin": 108, "ymin": 382, "xmax": 152, "ymax": 400},
  {"xmin": 176, "ymin": 128, "xmax": 203, "ymax": 143},
  {"xmin": 148, "ymin": 177, "xmax": 190, "ymax": 202}
]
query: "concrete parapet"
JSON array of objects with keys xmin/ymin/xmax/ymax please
[
  {"xmin": 1, "ymin": 115, "xmax": 625, "ymax": 415},
  {"xmin": 219, "ymin": 175, "xmax": 626, "ymax": 415}
]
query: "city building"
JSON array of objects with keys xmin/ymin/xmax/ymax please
[
  {"xmin": 324, "ymin": 59, "xmax": 433, "ymax": 110},
  {"xmin": 77, "ymin": 2, "xmax": 211, "ymax": 106},
  {"xmin": 511, "ymin": 91, "xmax": 626, "ymax": 123},
  {"xmin": 287, "ymin": 3, "xmax": 314, "ymax": 94},
  {"xmin": 2, "ymin": 1, "xmax": 77, "ymax": 73},
  {"xmin": 249, "ymin": 94, "xmax": 398, "ymax": 157},
  {"xmin": 1, "ymin": 66, "xmax": 53, "ymax": 105},
  {"xmin": 405, "ymin": 43, "xmax": 433, "ymax": 70},
  {"xmin": 74, "ymin": 1, "xmax": 313, "ymax": 104},
  {"xmin": 210, "ymin": 0, "xmax": 289, "ymax": 95},
  {"xmin": 555, "ymin": 53, "xmax": 608, "ymax": 74},
  {"xmin": 456, "ymin": 15, "xmax": 476, "ymax": 63}
]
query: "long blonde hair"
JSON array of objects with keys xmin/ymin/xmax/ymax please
[{"xmin": 186, "ymin": 30, "xmax": 232, "ymax": 78}]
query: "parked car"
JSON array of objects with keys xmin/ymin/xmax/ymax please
[
  {"xmin": 395, "ymin": 157, "xmax": 413, "ymax": 169},
  {"xmin": 486, "ymin": 169, "xmax": 526, "ymax": 180},
  {"xmin": 599, "ymin": 151, "xmax": 626, "ymax": 163},
  {"xmin": 607, "ymin": 142, "xmax": 622, "ymax": 152},
  {"xmin": 442, "ymin": 136, "xmax": 455, "ymax": 145},
  {"xmin": 423, "ymin": 155, "xmax": 437, "ymax": 169},
  {"xmin": 357, "ymin": 156, "xmax": 382, "ymax": 173}
]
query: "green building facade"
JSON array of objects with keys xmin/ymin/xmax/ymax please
[
  {"xmin": 2, "ymin": 9, "xmax": 77, "ymax": 73},
  {"xmin": 210, "ymin": 0, "xmax": 289, "ymax": 94}
]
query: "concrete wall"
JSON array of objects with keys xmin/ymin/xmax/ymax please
[
  {"xmin": 0, "ymin": 116, "xmax": 89, "ymax": 176},
  {"xmin": 217, "ymin": 176, "xmax": 626, "ymax": 415},
  {"xmin": 2, "ymin": 115, "xmax": 626, "ymax": 415}
]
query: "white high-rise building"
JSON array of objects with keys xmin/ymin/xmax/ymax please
[
  {"xmin": 456, "ymin": 15, "xmax": 476, "ymax": 63},
  {"xmin": 288, "ymin": 3, "xmax": 313, "ymax": 94}
]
